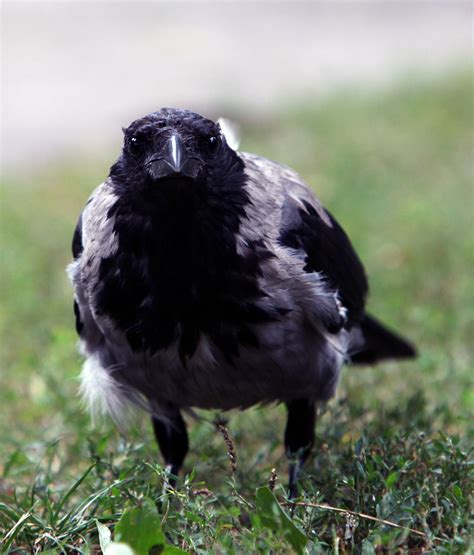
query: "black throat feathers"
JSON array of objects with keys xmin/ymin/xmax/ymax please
[{"xmin": 95, "ymin": 171, "xmax": 276, "ymax": 361}]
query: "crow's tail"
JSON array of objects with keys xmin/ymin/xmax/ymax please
[{"xmin": 350, "ymin": 313, "xmax": 417, "ymax": 365}]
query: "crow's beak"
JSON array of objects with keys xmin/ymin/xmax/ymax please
[{"xmin": 146, "ymin": 134, "xmax": 201, "ymax": 181}]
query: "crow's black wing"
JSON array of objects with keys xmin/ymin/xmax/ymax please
[
  {"xmin": 277, "ymin": 184, "xmax": 416, "ymax": 361},
  {"xmin": 278, "ymin": 183, "xmax": 368, "ymax": 323},
  {"xmin": 277, "ymin": 176, "xmax": 417, "ymax": 362},
  {"xmin": 71, "ymin": 212, "xmax": 84, "ymax": 335},
  {"xmin": 72, "ymin": 212, "xmax": 83, "ymax": 260}
]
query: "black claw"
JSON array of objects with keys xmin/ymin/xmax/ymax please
[
  {"xmin": 165, "ymin": 465, "xmax": 179, "ymax": 489},
  {"xmin": 162, "ymin": 464, "xmax": 180, "ymax": 496}
]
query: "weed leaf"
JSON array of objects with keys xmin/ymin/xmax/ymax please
[
  {"xmin": 114, "ymin": 499, "xmax": 188, "ymax": 555},
  {"xmin": 255, "ymin": 486, "xmax": 308, "ymax": 554}
]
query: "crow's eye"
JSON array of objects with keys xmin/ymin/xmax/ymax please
[
  {"xmin": 206, "ymin": 135, "xmax": 220, "ymax": 154},
  {"xmin": 128, "ymin": 135, "xmax": 146, "ymax": 157}
]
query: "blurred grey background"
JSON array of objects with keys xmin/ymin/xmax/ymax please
[{"xmin": 2, "ymin": 1, "xmax": 472, "ymax": 173}]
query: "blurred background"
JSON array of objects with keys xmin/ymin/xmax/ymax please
[
  {"xmin": 2, "ymin": 1, "xmax": 472, "ymax": 171},
  {"xmin": 0, "ymin": 2, "xmax": 473, "ymax": 550}
]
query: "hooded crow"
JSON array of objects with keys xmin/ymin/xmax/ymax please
[{"xmin": 69, "ymin": 108, "xmax": 416, "ymax": 497}]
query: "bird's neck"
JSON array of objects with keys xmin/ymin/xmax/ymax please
[{"xmin": 111, "ymin": 180, "xmax": 242, "ymax": 266}]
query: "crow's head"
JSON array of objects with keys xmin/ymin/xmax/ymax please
[{"xmin": 110, "ymin": 108, "xmax": 243, "ymax": 195}]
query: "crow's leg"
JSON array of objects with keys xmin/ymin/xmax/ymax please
[
  {"xmin": 152, "ymin": 407, "xmax": 189, "ymax": 489},
  {"xmin": 284, "ymin": 398, "xmax": 316, "ymax": 499}
]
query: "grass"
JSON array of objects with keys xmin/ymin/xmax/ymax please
[{"xmin": 1, "ymin": 69, "xmax": 472, "ymax": 553}]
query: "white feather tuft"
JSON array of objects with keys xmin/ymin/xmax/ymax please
[
  {"xmin": 79, "ymin": 356, "xmax": 134, "ymax": 430},
  {"xmin": 217, "ymin": 117, "xmax": 241, "ymax": 150},
  {"xmin": 66, "ymin": 260, "xmax": 80, "ymax": 283}
]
